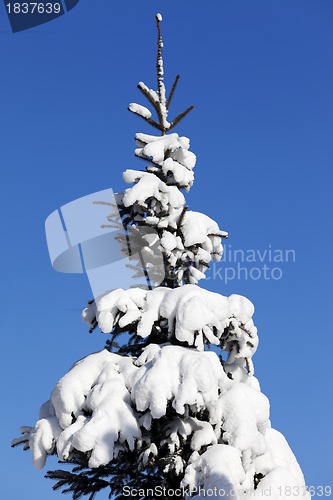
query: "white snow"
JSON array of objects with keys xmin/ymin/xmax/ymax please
[
  {"xmin": 20, "ymin": 347, "xmax": 227, "ymax": 468},
  {"xmin": 14, "ymin": 345, "xmax": 309, "ymax": 500},
  {"xmin": 128, "ymin": 102, "xmax": 152, "ymax": 119},
  {"xmin": 28, "ymin": 416, "xmax": 62, "ymax": 469},
  {"xmin": 182, "ymin": 445, "xmax": 246, "ymax": 499},
  {"xmin": 138, "ymin": 82, "xmax": 159, "ymax": 104},
  {"xmin": 160, "ymin": 416, "xmax": 217, "ymax": 456},
  {"xmin": 156, "ymin": 13, "xmax": 162, "ymax": 21},
  {"xmin": 28, "ymin": 351, "xmax": 141, "ymax": 468},
  {"xmin": 119, "ymin": 133, "xmax": 227, "ymax": 284},
  {"xmin": 160, "ymin": 230, "xmax": 178, "ymax": 252},
  {"xmin": 134, "ymin": 132, "xmax": 196, "ymax": 189},
  {"xmin": 131, "ymin": 345, "xmax": 229, "ymax": 419},
  {"xmin": 245, "ymin": 467, "xmax": 308, "ymax": 500},
  {"xmin": 229, "ymin": 294, "xmax": 255, "ymax": 324},
  {"xmin": 180, "ymin": 210, "xmax": 226, "ymax": 256},
  {"xmin": 162, "ymin": 156, "xmax": 195, "ymax": 189},
  {"xmin": 252, "ymin": 428, "xmax": 309, "ymax": 494},
  {"xmin": 83, "ymin": 288, "xmax": 146, "ymax": 334},
  {"xmin": 135, "ymin": 133, "xmax": 191, "ymax": 165},
  {"xmin": 122, "ymin": 170, "xmax": 186, "ymax": 227},
  {"xmin": 181, "ymin": 428, "xmax": 309, "ymax": 500},
  {"xmin": 83, "ymin": 286, "xmax": 259, "ymax": 366},
  {"xmin": 215, "ymin": 383, "xmax": 270, "ymax": 464}
]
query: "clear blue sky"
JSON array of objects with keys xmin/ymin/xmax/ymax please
[{"xmin": 1, "ymin": 1, "xmax": 332, "ymax": 498}]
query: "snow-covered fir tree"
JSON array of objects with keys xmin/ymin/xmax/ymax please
[{"xmin": 13, "ymin": 14, "xmax": 310, "ymax": 500}]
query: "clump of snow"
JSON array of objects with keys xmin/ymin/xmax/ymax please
[
  {"xmin": 159, "ymin": 222, "xmax": 226, "ymax": 286},
  {"xmin": 166, "ymin": 417, "xmax": 217, "ymax": 454},
  {"xmin": 16, "ymin": 347, "xmax": 229, "ymax": 468},
  {"xmin": 156, "ymin": 13, "xmax": 162, "ymax": 22},
  {"xmin": 138, "ymin": 285, "xmax": 258, "ymax": 358},
  {"xmin": 129, "ymin": 103, "xmax": 152, "ymax": 119},
  {"xmin": 83, "ymin": 286, "xmax": 258, "ymax": 367},
  {"xmin": 252, "ymin": 428, "xmax": 309, "ymax": 496},
  {"xmin": 180, "ymin": 210, "xmax": 227, "ymax": 263},
  {"xmin": 20, "ymin": 351, "xmax": 140, "ymax": 468},
  {"xmin": 122, "ymin": 170, "xmax": 185, "ymax": 229},
  {"xmin": 181, "ymin": 430, "xmax": 310, "ymax": 500},
  {"xmin": 83, "ymin": 288, "xmax": 146, "ymax": 334},
  {"xmin": 138, "ymin": 82, "xmax": 159, "ymax": 104},
  {"xmin": 182, "ymin": 445, "xmax": 246, "ymax": 499},
  {"xmin": 215, "ymin": 383, "xmax": 270, "ymax": 468},
  {"xmin": 244, "ymin": 467, "xmax": 309, "ymax": 500},
  {"xmin": 119, "ymin": 132, "xmax": 227, "ymax": 285},
  {"xmin": 28, "ymin": 414, "xmax": 62, "ymax": 469},
  {"xmin": 181, "ymin": 211, "xmax": 225, "ymax": 248},
  {"xmin": 135, "ymin": 133, "xmax": 196, "ymax": 190},
  {"xmin": 132, "ymin": 345, "xmax": 229, "ymax": 419},
  {"xmin": 13, "ymin": 345, "xmax": 309, "ymax": 500}
]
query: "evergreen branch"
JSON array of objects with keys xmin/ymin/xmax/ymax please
[
  {"xmin": 88, "ymin": 320, "xmax": 98, "ymax": 334},
  {"xmin": 239, "ymin": 323, "xmax": 253, "ymax": 338},
  {"xmin": 178, "ymin": 205, "xmax": 188, "ymax": 227},
  {"xmin": 128, "ymin": 107, "xmax": 162, "ymax": 131},
  {"xmin": 137, "ymin": 83, "xmax": 159, "ymax": 110},
  {"xmin": 208, "ymin": 231, "xmax": 229, "ymax": 239},
  {"xmin": 197, "ymin": 260, "xmax": 210, "ymax": 268},
  {"xmin": 167, "ymin": 74, "xmax": 180, "ymax": 109},
  {"xmin": 134, "ymin": 152, "xmax": 162, "ymax": 170},
  {"xmin": 11, "ymin": 436, "xmax": 29, "ymax": 448},
  {"xmin": 137, "ymin": 83, "xmax": 165, "ymax": 132},
  {"xmin": 169, "ymin": 105, "xmax": 194, "ymax": 131}
]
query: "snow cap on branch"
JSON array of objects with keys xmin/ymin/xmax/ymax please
[
  {"xmin": 83, "ymin": 285, "xmax": 258, "ymax": 370},
  {"xmin": 13, "ymin": 346, "xmax": 269, "ymax": 472},
  {"xmin": 13, "ymin": 344, "xmax": 307, "ymax": 500}
]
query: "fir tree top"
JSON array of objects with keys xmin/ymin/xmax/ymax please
[
  {"xmin": 98, "ymin": 13, "xmax": 228, "ymax": 302},
  {"xmin": 128, "ymin": 13, "xmax": 194, "ymax": 135}
]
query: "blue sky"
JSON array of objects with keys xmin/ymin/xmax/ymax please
[{"xmin": 1, "ymin": 0, "xmax": 332, "ymax": 498}]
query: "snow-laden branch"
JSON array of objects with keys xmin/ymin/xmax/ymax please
[
  {"xmin": 119, "ymin": 133, "xmax": 227, "ymax": 286},
  {"xmin": 12, "ymin": 345, "xmax": 308, "ymax": 500},
  {"xmin": 82, "ymin": 285, "xmax": 258, "ymax": 371}
]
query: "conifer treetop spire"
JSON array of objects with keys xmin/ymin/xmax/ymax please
[
  {"xmin": 129, "ymin": 13, "xmax": 194, "ymax": 135},
  {"xmin": 155, "ymin": 13, "xmax": 167, "ymax": 128}
]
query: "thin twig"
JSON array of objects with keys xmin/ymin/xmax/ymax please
[
  {"xmin": 239, "ymin": 323, "xmax": 253, "ymax": 339},
  {"xmin": 137, "ymin": 84, "xmax": 159, "ymax": 111},
  {"xmin": 167, "ymin": 74, "xmax": 180, "ymax": 109},
  {"xmin": 178, "ymin": 205, "xmax": 188, "ymax": 227},
  {"xmin": 128, "ymin": 107, "xmax": 162, "ymax": 131},
  {"xmin": 169, "ymin": 105, "xmax": 194, "ymax": 131},
  {"xmin": 137, "ymin": 84, "xmax": 164, "ymax": 132}
]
